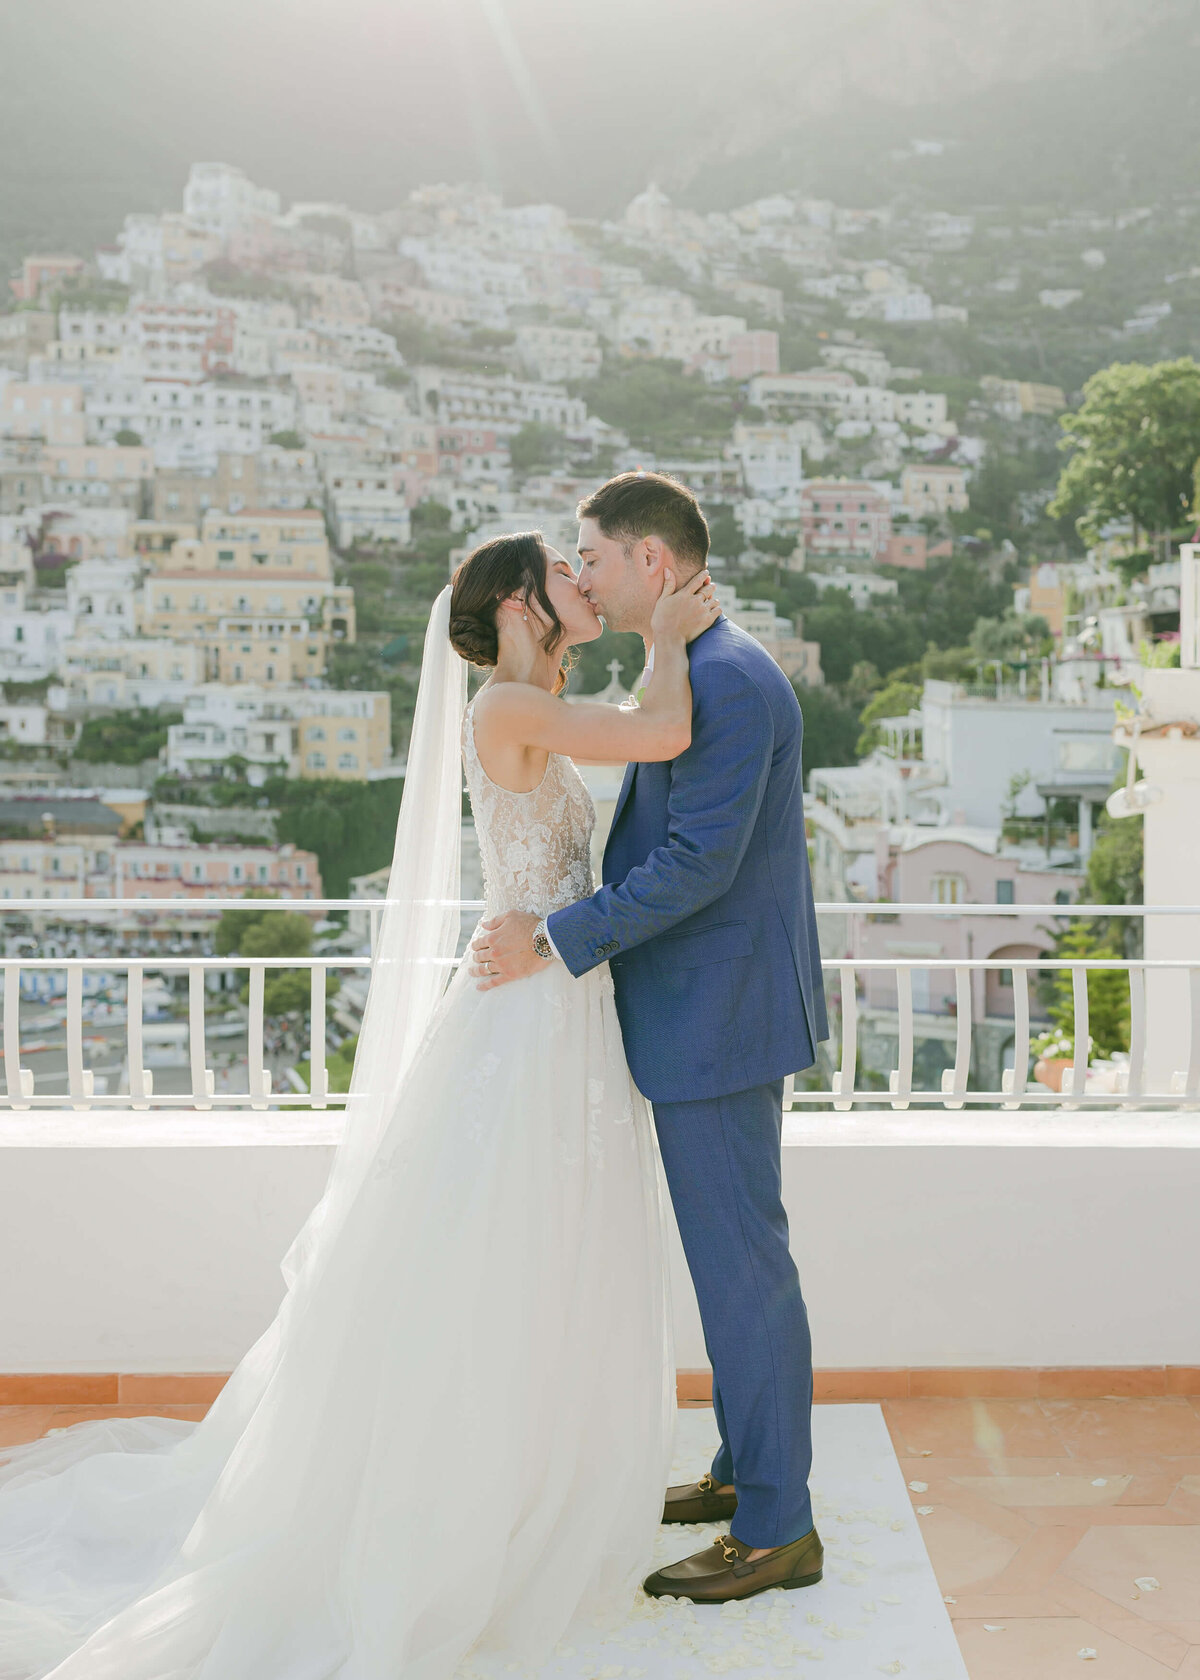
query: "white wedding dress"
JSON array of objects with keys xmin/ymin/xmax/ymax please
[{"xmin": 0, "ymin": 680, "xmax": 676, "ymax": 1679}]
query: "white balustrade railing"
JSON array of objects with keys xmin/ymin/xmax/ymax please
[{"xmin": 0, "ymin": 898, "xmax": 1197, "ymax": 1116}]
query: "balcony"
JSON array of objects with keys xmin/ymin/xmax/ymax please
[{"xmin": 1, "ymin": 897, "xmax": 1197, "ymax": 1674}]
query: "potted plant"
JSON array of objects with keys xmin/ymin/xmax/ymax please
[{"xmin": 1031, "ymin": 1028, "xmax": 1091, "ymax": 1092}]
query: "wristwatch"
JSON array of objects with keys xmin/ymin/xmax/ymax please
[{"xmin": 532, "ymin": 918, "xmax": 555, "ymax": 961}]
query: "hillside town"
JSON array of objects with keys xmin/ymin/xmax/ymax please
[{"xmin": 2, "ymin": 159, "xmax": 1187, "ymax": 1093}]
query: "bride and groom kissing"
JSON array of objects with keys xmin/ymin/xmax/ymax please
[{"xmin": 0, "ymin": 470, "xmax": 830, "ymax": 1680}]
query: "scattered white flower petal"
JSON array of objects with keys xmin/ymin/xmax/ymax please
[
  {"xmin": 916, "ymin": 1505, "xmax": 934, "ymax": 1516},
  {"xmin": 890, "ymin": 1520, "xmax": 906, "ymax": 1531},
  {"xmin": 983, "ymin": 1624, "xmax": 1006, "ymax": 1632},
  {"xmin": 880, "ymin": 1595, "xmax": 903, "ymax": 1605},
  {"xmin": 1091, "ymin": 1477, "xmax": 1107, "ymax": 1487},
  {"xmin": 1077, "ymin": 1648, "xmax": 1098, "ymax": 1660},
  {"xmin": 907, "ymin": 1481, "xmax": 928, "ymax": 1492},
  {"xmin": 1134, "ymin": 1575, "xmax": 1161, "ymax": 1591},
  {"xmin": 943, "ymin": 1596, "xmax": 957, "ymax": 1605},
  {"xmin": 879, "ymin": 1664, "xmax": 905, "ymax": 1675}
]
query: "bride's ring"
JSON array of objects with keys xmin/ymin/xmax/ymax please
[{"xmin": 486, "ymin": 960, "xmax": 495, "ymax": 975}]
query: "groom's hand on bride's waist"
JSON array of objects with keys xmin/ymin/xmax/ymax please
[{"xmin": 469, "ymin": 911, "xmax": 543, "ymax": 990}]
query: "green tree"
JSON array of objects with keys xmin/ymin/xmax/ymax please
[
  {"xmin": 270, "ymin": 429, "xmax": 306, "ymax": 450},
  {"xmin": 73, "ymin": 709, "xmax": 181, "ymax": 766},
  {"xmin": 508, "ymin": 422, "xmax": 567, "ymax": 475},
  {"xmin": 856, "ymin": 680, "xmax": 921, "ymax": 758},
  {"xmin": 969, "ymin": 611, "xmax": 1052, "ymax": 664},
  {"xmin": 114, "ymin": 428, "xmax": 142, "ymax": 446},
  {"xmin": 1044, "ymin": 921, "xmax": 1130, "ymax": 1059},
  {"xmin": 215, "ymin": 901, "xmax": 311, "ymax": 959},
  {"xmin": 1049, "ymin": 358, "xmax": 1200, "ymax": 559},
  {"xmin": 794, "ymin": 684, "xmax": 862, "ymax": 774}
]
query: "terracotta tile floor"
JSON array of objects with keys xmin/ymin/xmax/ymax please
[
  {"xmin": 878, "ymin": 1395, "xmax": 1200, "ymax": 1677},
  {"xmin": 3, "ymin": 1396, "xmax": 1200, "ymax": 1675}
]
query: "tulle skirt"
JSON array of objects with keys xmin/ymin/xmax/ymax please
[{"xmin": 0, "ymin": 952, "xmax": 675, "ymax": 1679}]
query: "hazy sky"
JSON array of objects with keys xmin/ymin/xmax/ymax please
[{"xmin": 0, "ymin": 0, "xmax": 1188, "ymax": 248}]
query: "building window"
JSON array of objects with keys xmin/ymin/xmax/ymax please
[
  {"xmin": 931, "ymin": 874, "xmax": 966, "ymax": 905},
  {"xmin": 309, "ymin": 726, "xmax": 326, "ymax": 742},
  {"xmin": 337, "ymin": 753, "xmax": 358, "ymax": 770},
  {"xmin": 307, "ymin": 752, "xmax": 326, "ymax": 770},
  {"xmin": 995, "ymin": 879, "xmax": 1015, "ymax": 904}
]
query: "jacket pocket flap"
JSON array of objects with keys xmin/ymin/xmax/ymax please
[{"xmin": 659, "ymin": 920, "xmax": 754, "ymax": 969}]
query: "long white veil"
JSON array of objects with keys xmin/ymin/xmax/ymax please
[{"xmin": 280, "ymin": 583, "xmax": 467, "ymax": 1288}]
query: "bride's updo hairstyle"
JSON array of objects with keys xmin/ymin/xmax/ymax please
[{"xmin": 449, "ymin": 530, "xmax": 571, "ymax": 694}]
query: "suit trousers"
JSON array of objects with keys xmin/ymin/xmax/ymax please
[{"xmin": 652, "ymin": 1078, "xmax": 814, "ymax": 1548}]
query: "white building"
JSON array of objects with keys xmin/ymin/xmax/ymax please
[
  {"xmin": 183, "ymin": 162, "xmax": 282, "ymax": 238},
  {"xmin": 514, "ymin": 326, "xmax": 602, "ymax": 383},
  {"xmin": 64, "ymin": 558, "xmax": 141, "ymax": 639},
  {"xmin": 414, "ymin": 368, "xmax": 587, "ymax": 436},
  {"xmin": 86, "ymin": 377, "xmax": 297, "ymax": 468},
  {"xmin": 729, "ymin": 422, "xmax": 803, "ymax": 497}
]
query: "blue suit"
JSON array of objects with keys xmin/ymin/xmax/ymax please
[{"xmin": 548, "ymin": 615, "xmax": 829, "ymax": 1547}]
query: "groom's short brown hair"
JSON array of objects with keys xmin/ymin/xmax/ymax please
[{"xmin": 577, "ymin": 471, "xmax": 710, "ymax": 576}]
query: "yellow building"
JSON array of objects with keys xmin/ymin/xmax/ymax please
[
  {"xmin": 296, "ymin": 693, "xmax": 391, "ymax": 780},
  {"xmin": 900, "ymin": 463, "xmax": 969, "ymax": 518},
  {"xmin": 140, "ymin": 508, "xmax": 354, "ymax": 683}
]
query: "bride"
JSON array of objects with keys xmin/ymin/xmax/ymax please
[{"xmin": 0, "ymin": 531, "xmax": 719, "ymax": 1680}]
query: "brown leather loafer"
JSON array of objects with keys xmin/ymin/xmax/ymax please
[
  {"xmin": 661, "ymin": 1471, "xmax": 738, "ymax": 1525},
  {"xmin": 643, "ymin": 1527, "xmax": 823, "ymax": 1602}
]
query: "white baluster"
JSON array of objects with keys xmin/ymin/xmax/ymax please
[
  {"xmin": 833, "ymin": 962, "xmax": 857, "ymax": 1112},
  {"xmin": 1124, "ymin": 966, "xmax": 1145, "ymax": 1107},
  {"xmin": 188, "ymin": 965, "xmax": 214, "ymax": 1110},
  {"xmin": 1003, "ymin": 965, "xmax": 1031, "ymax": 1109},
  {"xmin": 889, "ymin": 968, "xmax": 913, "ymax": 1110},
  {"xmin": 1064, "ymin": 964, "xmax": 1089, "ymax": 1110},
  {"xmin": 66, "ymin": 966, "xmax": 94, "ymax": 1111},
  {"xmin": 309, "ymin": 963, "xmax": 328, "ymax": 1109},
  {"xmin": 248, "ymin": 964, "xmax": 271, "ymax": 1111},
  {"xmin": 2, "ymin": 964, "xmax": 32, "ymax": 1110},
  {"xmin": 125, "ymin": 963, "xmax": 153, "ymax": 1109},
  {"xmin": 941, "ymin": 965, "xmax": 972, "ymax": 1110}
]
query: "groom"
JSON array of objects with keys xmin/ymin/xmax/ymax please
[{"xmin": 470, "ymin": 471, "xmax": 829, "ymax": 1602}]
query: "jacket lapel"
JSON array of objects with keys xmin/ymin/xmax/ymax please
[{"xmin": 608, "ymin": 759, "xmax": 638, "ymax": 841}]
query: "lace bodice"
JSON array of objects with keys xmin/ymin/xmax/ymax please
[{"xmin": 463, "ymin": 700, "xmax": 596, "ymax": 917}]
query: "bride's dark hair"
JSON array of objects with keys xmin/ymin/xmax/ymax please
[{"xmin": 449, "ymin": 530, "xmax": 572, "ymax": 694}]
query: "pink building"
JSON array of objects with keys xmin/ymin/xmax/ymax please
[
  {"xmin": 800, "ymin": 479, "xmax": 893, "ymax": 563},
  {"xmin": 9, "ymin": 255, "xmax": 85, "ymax": 303},
  {"xmin": 857, "ymin": 830, "xmax": 1082, "ymax": 1024},
  {"xmin": 729, "ymin": 331, "xmax": 780, "ymax": 381},
  {"xmin": 114, "ymin": 841, "xmax": 322, "ymax": 901},
  {"xmin": 883, "ymin": 531, "xmax": 927, "ymax": 570}
]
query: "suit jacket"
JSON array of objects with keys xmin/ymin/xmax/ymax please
[{"xmin": 547, "ymin": 615, "xmax": 829, "ymax": 1103}]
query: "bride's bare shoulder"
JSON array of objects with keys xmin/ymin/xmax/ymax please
[{"xmin": 471, "ymin": 682, "xmax": 559, "ymax": 725}]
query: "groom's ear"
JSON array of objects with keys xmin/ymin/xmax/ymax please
[{"xmin": 641, "ymin": 534, "xmax": 667, "ymax": 578}]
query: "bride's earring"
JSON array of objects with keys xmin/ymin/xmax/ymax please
[{"xmin": 523, "ymin": 609, "xmax": 529, "ymax": 623}]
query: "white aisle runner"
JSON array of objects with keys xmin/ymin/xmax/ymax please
[{"xmin": 460, "ymin": 1404, "xmax": 967, "ymax": 1680}]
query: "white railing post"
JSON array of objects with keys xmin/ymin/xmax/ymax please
[
  {"xmin": 247, "ymin": 965, "xmax": 272, "ymax": 1112},
  {"xmin": 65, "ymin": 966, "xmax": 94, "ymax": 1111},
  {"xmin": 1125, "ymin": 966, "xmax": 1146, "ymax": 1106},
  {"xmin": 2, "ymin": 965, "xmax": 33, "ymax": 1111},
  {"xmin": 889, "ymin": 968, "xmax": 914, "ymax": 1110},
  {"xmin": 1064, "ymin": 964, "xmax": 1090, "ymax": 1110},
  {"xmin": 832, "ymin": 962, "xmax": 857, "ymax": 1111},
  {"xmin": 941, "ymin": 965, "xmax": 973, "ymax": 1110},
  {"xmin": 125, "ymin": 963, "xmax": 153, "ymax": 1109},
  {"xmin": 188, "ymin": 965, "xmax": 215, "ymax": 1110},
  {"xmin": 1002, "ymin": 965, "xmax": 1031, "ymax": 1109},
  {"xmin": 309, "ymin": 964, "xmax": 328, "ymax": 1109}
]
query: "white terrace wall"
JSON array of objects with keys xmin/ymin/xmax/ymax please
[{"xmin": 2, "ymin": 1114, "xmax": 1198, "ymax": 1373}]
